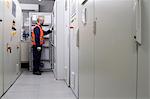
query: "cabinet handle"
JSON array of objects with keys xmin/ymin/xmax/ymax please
[
  {"xmin": 17, "ymin": 46, "xmax": 20, "ymax": 49},
  {"xmin": 135, "ymin": 0, "xmax": 141, "ymax": 45},
  {"xmin": 94, "ymin": 21, "xmax": 97, "ymax": 35},
  {"xmin": 76, "ymin": 28, "xmax": 80, "ymax": 48},
  {"xmin": 7, "ymin": 47, "xmax": 12, "ymax": 53},
  {"xmin": 6, "ymin": 43, "xmax": 12, "ymax": 53}
]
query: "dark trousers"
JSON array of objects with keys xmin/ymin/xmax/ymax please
[{"xmin": 33, "ymin": 46, "xmax": 42, "ymax": 72}]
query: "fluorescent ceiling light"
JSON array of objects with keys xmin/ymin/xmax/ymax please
[{"xmin": 39, "ymin": 0, "xmax": 42, "ymax": 1}]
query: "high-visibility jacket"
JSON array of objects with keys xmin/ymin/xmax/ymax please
[{"xmin": 32, "ymin": 25, "xmax": 44, "ymax": 46}]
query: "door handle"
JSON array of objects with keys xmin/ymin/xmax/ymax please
[
  {"xmin": 93, "ymin": 20, "xmax": 97, "ymax": 35},
  {"xmin": 135, "ymin": 0, "xmax": 141, "ymax": 45},
  {"xmin": 6, "ymin": 43, "xmax": 12, "ymax": 53},
  {"xmin": 76, "ymin": 28, "xmax": 79, "ymax": 48},
  {"xmin": 17, "ymin": 46, "xmax": 19, "ymax": 49},
  {"xmin": 7, "ymin": 46, "xmax": 12, "ymax": 53}
]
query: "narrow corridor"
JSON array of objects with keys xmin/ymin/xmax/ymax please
[
  {"xmin": 0, "ymin": 0, "xmax": 149, "ymax": 99},
  {"xmin": 1, "ymin": 71, "xmax": 76, "ymax": 99}
]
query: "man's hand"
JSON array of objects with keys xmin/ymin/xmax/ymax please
[{"xmin": 37, "ymin": 47, "xmax": 42, "ymax": 51}]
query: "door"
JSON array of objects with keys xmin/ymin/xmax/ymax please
[
  {"xmin": 53, "ymin": 2, "xmax": 57, "ymax": 77},
  {"xmin": 0, "ymin": 0, "xmax": 4, "ymax": 96},
  {"xmin": 3, "ymin": 0, "xmax": 13, "ymax": 91},
  {"xmin": 64, "ymin": 0, "xmax": 70, "ymax": 86},
  {"xmin": 78, "ymin": 0, "xmax": 95, "ymax": 99},
  {"xmin": 69, "ymin": 0, "xmax": 79, "ymax": 97},
  {"xmin": 3, "ymin": 0, "xmax": 17, "ymax": 92},
  {"xmin": 15, "ymin": 4, "xmax": 22, "ymax": 75},
  {"xmin": 70, "ymin": 17, "xmax": 79, "ymax": 97},
  {"xmin": 94, "ymin": 0, "xmax": 137, "ymax": 99}
]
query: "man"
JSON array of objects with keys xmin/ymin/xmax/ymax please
[{"xmin": 32, "ymin": 16, "xmax": 52, "ymax": 75}]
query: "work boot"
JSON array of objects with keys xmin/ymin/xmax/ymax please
[{"xmin": 33, "ymin": 71, "xmax": 41, "ymax": 75}]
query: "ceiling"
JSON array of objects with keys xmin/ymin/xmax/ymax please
[{"xmin": 18, "ymin": 0, "xmax": 55, "ymax": 12}]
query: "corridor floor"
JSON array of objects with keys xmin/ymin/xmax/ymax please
[{"xmin": 1, "ymin": 71, "xmax": 76, "ymax": 99}]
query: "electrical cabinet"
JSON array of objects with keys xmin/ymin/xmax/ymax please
[
  {"xmin": 70, "ymin": 16, "xmax": 79, "ymax": 98},
  {"xmin": 3, "ymin": 0, "xmax": 22, "ymax": 93},
  {"xmin": 79, "ymin": 0, "xmax": 140, "ymax": 99},
  {"xmin": 0, "ymin": 0, "xmax": 4, "ymax": 96},
  {"xmin": 53, "ymin": 0, "xmax": 65, "ymax": 80},
  {"xmin": 64, "ymin": 0, "xmax": 70, "ymax": 86},
  {"xmin": 53, "ymin": 2, "xmax": 57, "ymax": 78},
  {"xmin": 137, "ymin": 0, "xmax": 150, "ymax": 99},
  {"xmin": 54, "ymin": 0, "xmax": 79, "ymax": 96},
  {"xmin": 94, "ymin": 1, "xmax": 137, "ymax": 99},
  {"xmin": 69, "ymin": 0, "xmax": 79, "ymax": 97},
  {"xmin": 78, "ymin": 0, "xmax": 95, "ymax": 99}
]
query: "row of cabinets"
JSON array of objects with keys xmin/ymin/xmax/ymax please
[
  {"xmin": 62, "ymin": 0, "xmax": 141, "ymax": 98},
  {"xmin": 0, "ymin": 0, "xmax": 22, "ymax": 97},
  {"xmin": 54, "ymin": 0, "xmax": 149, "ymax": 98}
]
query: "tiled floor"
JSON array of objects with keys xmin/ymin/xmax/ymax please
[{"xmin": 1, "ymin": 71, "xmax": 76, "ymax": 99}]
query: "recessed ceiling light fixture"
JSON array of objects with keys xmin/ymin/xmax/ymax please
[{"xmin": 38, "ymin": 0, "xmax": 42, "ymax": 2}]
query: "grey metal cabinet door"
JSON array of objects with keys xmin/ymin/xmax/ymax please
[
  {"xmin": 64, "ymin": 0, "xmax": 70, "ymax": 87},
  {"xmin": 0, "ymin": 0, "xmax": 4, "ymax": 96},
  {"xmin": 69, "ymin": 0, "xmax": 79, "ymax": 97},
  {"xmin": 3, "ymin": 0, "xmax": 14, "ymax": 92},
  {"xmin": 137, "ymin": 0, "xmax": 149, "ymax": 99},
  {"xmin": 70, "ymin": 18, "xmax": 79, "ymax": 97},
  {"xmin": 78, "ymin": 0, "xmax": 95, "ymax": 99},
  {"xmin": 94, "ymin": 0, "xmax": 137, "ymax": 99},
  {"xmin": 3, "ymin": 0, "xmax": 20, "ymax": 92}
]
